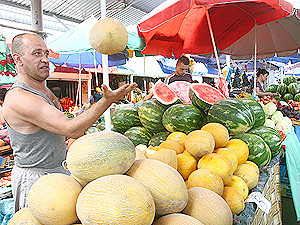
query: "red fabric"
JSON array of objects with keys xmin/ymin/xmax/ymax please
[{"xmin": 138, "ymin": 0, "xmax": 293, "ymax": 58}]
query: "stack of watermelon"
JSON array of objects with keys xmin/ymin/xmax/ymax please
[{"xmin": 267, "ymin": 75, "xmax": 300, "ymax": 102}]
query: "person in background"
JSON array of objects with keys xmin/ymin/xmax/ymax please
[
  {"xmin": 253, "ymin": 68, "xmax": 280, "ymax": 98},
  {"xmin": 164, "ymin": 55, "xmax": 193, "ymax": 85},
  {"xmin": 2, "ymin": 33, "xmax": 137, "ymax": 212},
  {"xmin": 144, "ymin": 81, "xmax": 155, "ymax": 101},
  {"xmin": 0, "ymin": 88, "xmax": 7, "ymax": 128}
]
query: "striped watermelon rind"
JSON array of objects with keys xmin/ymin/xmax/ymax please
[
  {"xmin": 189, "ymin": 83, "xmax": 225, "ymax": 111},
  {"xmin": 238, "ymin": 98, "xmax": 266, "ymax": 128},
  {"xmin": 288, "ymin": 82, "xmax": 299, "ymax": 95},
  {"xmin": 283, "ymin": 75, "xmax": 296, "ymax": 86},
  {"xmin": 294, "ymin": 93, "xmax": 300, "ymax": 102},
  {"xmin": 153, "ymin": 80, "xmax": 182, "ymax": 105},
  {"xmin": 162, "ymin": 104, "xmax": 206, "ymax": 134},
  {"xmin": 265, "ymin": 84, "xmax": 278, "ymax": 93},
  {"xmin": 138, "ymin": 99, "xmax": 168, "ymax": 133},
  {"xmin": 111, "ymin": 105, "xmax": 141, "ymax": 133},
  {"xmin": 248, "ymin": 126, "xmax": 282, "ymax": 158},
  {"xmin": 124, "ymin": 126, "xmax": 153, "ymax": 146},
  {"xmin": 277, "ymin": 83, "xmax": 287, "ymax": 96},
  {"xmin": 207, "ymin": 98, "xmax": 255, "ymax": 135},
  {"xmin": 148, "ymin": 131, "xmax": 170, "ymax": 147},
  {"xmin": 283, "ymin": 93, "xmax": 293, "ymax": 102},
  {"xmin": 233, "ymin": 133, "xmax": 271, "ymax": 167}
]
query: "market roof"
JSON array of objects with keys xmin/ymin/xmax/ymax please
[{"xmin": 0, "ymin": 0, "xmax": 167, "ymax": 27}]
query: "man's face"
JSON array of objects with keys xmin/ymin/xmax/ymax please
[
  {"xmin": 16, "ymin": 35, "xmax": 50, "ymax": 82},
  {"xmin": 176, "ymin": 62, "xmax": 189, "ymax": 76}
]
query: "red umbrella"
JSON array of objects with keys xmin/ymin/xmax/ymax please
[{"xmin": 138, "ymin": 0, "xmax": 294, "ymax": 75}]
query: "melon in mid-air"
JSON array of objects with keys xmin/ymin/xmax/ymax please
[
  {"xmin": 89, "ymin": 18, "xmax": 128, "ymax": 55},
  {"xmin": 189, "ymin": 83, "xmax": 225, "ymax": 110}
]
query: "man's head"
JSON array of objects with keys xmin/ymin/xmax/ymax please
[
  {"xmin": 257, "ymin": 68, "xmax": 269, "ymax": 82},
  {"xmin": 12, "ymin": 33, "xmax": 50, "ymax": 82},
  {"xmin": 175, "ymin": 55, "xmax": 190, "ymax": 76}
]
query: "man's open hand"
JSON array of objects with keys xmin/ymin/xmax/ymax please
[{"xmin": 101, "ymin": 83, "xmax": 138, "ymax": 103}]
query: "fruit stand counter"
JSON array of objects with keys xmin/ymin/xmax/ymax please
[{"xmin": 233, "ymin": 154, "xmax": 281, "ymax": 225}]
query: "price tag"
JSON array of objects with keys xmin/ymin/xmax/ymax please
[{"xmin": 245, "ymin": 192, "xmax": 271, "ymax": 214}]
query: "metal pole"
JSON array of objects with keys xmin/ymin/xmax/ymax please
[
  {"xmin": 253, "ymin": 24, "xmax": 257, "ymax": 99},
  {"xmin": 79, "ymin": 52, "xmax": 82, "ymax": 107},
  {"xmin": 93, "ymin": 50, "xmax": 99, "ymax": 87},
  {"xmin": 101, "ymin": 0, "xmax": 111, "ymax": 131},
  {"xmin": 205, "ymin": 8, "xmax": 221, "ymax": 77},
  {"xmin": 30, "ymin": 0, "xmax": 43, "ymax": 34}
]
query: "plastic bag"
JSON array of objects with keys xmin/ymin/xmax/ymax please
[
  {"xmin": 0, "ymin": 198, "xmax": 14, "ymax": 225},
  {"xmin": 282, "ymin": 127, "xmax": 300, "ymax": 221}
]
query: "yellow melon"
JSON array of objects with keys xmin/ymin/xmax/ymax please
[
  {"xmin": 148, "ymin": 146, "xmax": 163, "ymax": 151},
  {"xmin": 153, "ymin": 213, "xmax": 204, "ymax": 225},
  {"xmin": 234, "ymin": 163, "xmax": 259, "ymax": 190},
  {"xmin": 135, "ymin": 147, "xmax": 147, "ymax": 160},
  {"xmin": 182, "ymin": 187, "xmax": 233, "ymax": 225},
  {"xmin": 201, "ymin": 123, "xmax": 229, "ymax": 148},
  {"xmin": 167, "ymin": 132, "xmax": 187, "ymax": 146},
  {"xmin": 187, "ymin": 168, "xmax": 224, "ymax": 195},
  {"xmin": 244, "ymin": 160, "xmax": 259, "ymax": 174},
  {"xmin": 224, "ymin": 139, "xmax": 249, "ymax": 164},
  {"xmin": 159, "ymin": 140, "xmax": 185, "ymax": 154},
  {"xmin": 89, "ymin": 18, "xmax": 128, "ymax": 55},
  {"xmin": 222, "ymin": 186, "xmax": 245, "ymax": 214},
  {"xmin": 226, "ymin": 175, "xmax": 249, "ymax": 200},
  {"xmin": 70, "ymin": 174, "xmax": 89, "ymax": 187},
  {"xmin": 214, "ymin": 147, "xmax": 238, "ymax": 171},
  {"xmin": 126, "ymin": 159, "xmax": 188, "ymax": 215},
  {"xmin": 28, "ymin": 174, "xmax": 82, "ymax": 225},
  {"xmin": 197, "ymin": 153, "xmax": 233, "ymax": 185},
  {"xmin": 7, "ymin": 207, "xmax": 42, "ymax": 225},
  {"xmin": 65, "ymin": 131, "xmax": 136, "ymax": 182},
  {"xmin": 185, "ymin": 130, "xmax": 215, "ymax": 159},
  {"xmin": 177, "ymin": 150, "xmax": 197, "ymax": 180},
  {"xmin": 135, "ymin": 144, "xmax": 148, "ymax": 154},
  {"xmin": 145, "ymin": 148, "xmax": 177, "ymax": 169},
  {"xmin": 76, "ymin": 174, "xmax": 155, "ymax": 224}
]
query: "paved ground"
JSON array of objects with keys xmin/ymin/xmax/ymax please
[{"xmin": 282, "ymin": 196, "xmax": 300, "ymax": 224}]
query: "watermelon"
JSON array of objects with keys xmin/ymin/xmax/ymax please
[
  {"xmin": 248, "ymin": 126, "xmax": 282, "ymax": 157},
  {"xmin": 294, "ymin": 93, "xmax": 300, "ymax": 102},
  {"xmin": 189, "ymin": 83, "xmax": 225, "ymax": 111},
  {"xmin": 283, "ymin": 93, "xmax": 293, "ymax": 102},
  {"xmin": 148, "ymin": 132, "xmax": 170, "ymax": 147},
  {"xmin": 277, "ymin": 83, "xmax": 287, "ymax": 96},
  {"xmin": 283, "ymin": 75, "xmax": 296, "ymax": 86},
  {"xmin": 288, "ymin": 82, "xmax": 299, "ymax": 95},
  {"xmin": 111, "ymin": 105, "xmax": 141, "ymax": 133},
  {"xmin": 162, "ymin": 104, "xmax": 206, "ymax": 134},
  {"xmin": 168, "ymin": 81, "xmax": 192, "ymax": 104},
  {"xmin": 153, "ymin": 80, "xmax": 182, "ymax": 105},
  {"xmin": 206, "ymin": 98, "xmax": 255, "ymax": 135},
  {"xmin": 138, "ymin": 99, "xmax": 168, "ymax": 133},
  {"xmin": 265, "ymin": 84, "xmax": 278, "ymax": 93},
  {"xmin": 238, "ymin": 98, "xmax": 266, "ymax": 128},
  {"xmin": 84, "ymin": 126, "xmax": 100, "ymax": 135},
  {"xmin": 233, "ymin": 133, "xmax": 271, "ymax": 167},
  {"xmin": 124, "ymin": 127, "xmax": 153, "ymax": 146}
]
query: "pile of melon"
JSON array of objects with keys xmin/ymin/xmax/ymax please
[{"xmin": 8, "ymin": 125, "xmax": 259, "ymax": 225}]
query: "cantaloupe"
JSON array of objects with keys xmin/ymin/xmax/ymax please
[
  {"xmin": 234, "ymin": 163, "xmax": 259, "ymax": 190},
  {"xmin": 214, "ymin": 147, "xmax": 238, "ymax": 171},
  {"xmin": 182, "ymin": 187, "xmax": 233, "ymax": 225},
  {"xmin": 135, "ymin": 147, "xmax": 147, "ymax": 160},
  {"xmin": 28, "ymin": 174, "xmax": 82, "ymax": 225},
  {"xmin": 177, "ymin": 151, "xmax": 197, "ymax": 180},
  {"xmin": 244, "ymin": 160, "xmax": 259, "ymax": 174},
  {"xmin": 65, "ymin": 131, "xmax": 135, "ymax": 182},
  {"xmin": 201, "ymin": 123, "xmax": 229, "ymax": 149},
  {"xmin": 89, "ymin": 18, "xmax": 128, "ymax": 55},
  {"xmin": 185, "ymin": 130, "xmax": 215, "ymax": 159},
  {"xmin": 224, "ymin": 139, "xmax": 249, "ymax": 164},
  {"xmin": 226, "ymin": 175, "xmax": 249, "ymax": 200},
  {"xmin": 167, "ymin": 132, "xmax": 187, "ymax": 146},
  {"xmin": 145, "ymin": 148, "xmax": 177, "ymax": 169},
  {"xmin": 187, "ymin": 168, "xmax": 224, "ymax": 195},
  {"xmin": 70, "ymin": 173, "xmax": 89, "ymax": 187},
  {"xmin": 159, "ymin": 140, "xmax": 185, "ymax": 154},
  {"xmin": 222, "ymin": 186, "xmax": 245, "ymax": 214},
  {"xmin": 126, "ymin": 159, "xmax": 188, "ymax": 215},
  {"xmin": 153, "ymin": 213, "xmax": 204, "ymax": 225},
  {"xmin": 197, "ymin": 153, "xmax": 233, "ymax": 185},
  {"xmin": 76, "ymin": 174, "xmax": 155, "ymax": 224},
  {"xmin": 7, "ymin": 207, "xmax": 42, "ymax": 225}
]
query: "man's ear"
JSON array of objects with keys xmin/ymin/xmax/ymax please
[{"xmin": 12, "ymin": 53, "xmax": 23, "ymax": 66}]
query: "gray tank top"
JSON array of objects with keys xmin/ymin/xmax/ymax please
[{"xmin": 5, "ymin": 82, "xmax": 67, "ymax": 169}]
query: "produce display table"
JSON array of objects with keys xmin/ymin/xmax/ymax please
[{"xmin": 233, "ymin": 154, "xmax": 281, "ymax": 225}]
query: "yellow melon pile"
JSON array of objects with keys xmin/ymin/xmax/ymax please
[
  {"xmin": 139, "ymin": 123, "xmax": 260, "ymax": 215},
  {"xmin": 8, "ymin": 126, "xmax": 259, "ymax": 224}
]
